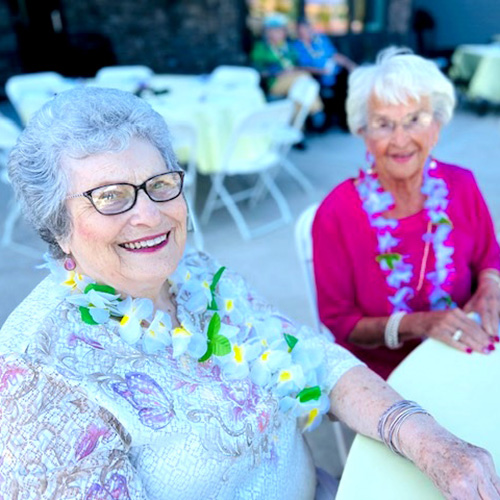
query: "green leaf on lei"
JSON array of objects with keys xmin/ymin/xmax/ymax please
[
  {"xmin": 375, "ymin": 252, "xmax": 402, "ymax": 270},
  {"xmin": 210, "ymin": 266, "xmax": 226, "ymax": 293},
  {"xmin": 84, "ymin": 283, "xmax": 116, "ymax": 295},
  {"xmin": 207, "ymin": 266, "xmax": 226, "ymax": 311},
  {"xmin": 437, "ymin": 216, "xmax": 453, "ymax": 226},
  {"xmin": 284, "ymin": 333, "xmax": 298, "ymax": 352},
  {"xmin": 207, "ymin": 312, "xmax": 221, "ymax": 339},
  {"xmin": 198, "ymin": 344, "xmax": 213, "ymax": 363},
  {"xmin": 296, "ymin": 386, "xmax": 321, "ymax": 403},
  {"xmin": 198, "ymin": 312, "xmax": 231, "ymax": 361},
  {"xmin": 211, "ymin": 335, "xmax": 231, "ymax": 356},
  {"xmin": 79, "ymin": 306, "xmax": 98, "ymax": 325}
]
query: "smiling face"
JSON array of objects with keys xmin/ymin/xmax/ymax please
[
  {"xmin": 59, "ymin": 136, "xmax": 187, "ymax": 300},
  {"xmin": 363, "ymin": 94, "xmax": 440, "ymax": 185}
]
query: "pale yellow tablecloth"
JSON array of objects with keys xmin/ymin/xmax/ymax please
[
  {"xmin": 143, "ymin": 75, "xmax": 267, "ymax": 174},
  {"xmin": 450, "ymin": 44, "xmax": 500, "ymax": 103},
  {"xmin": 336, "ymin": 339, "xmax": 500, "ymax": 500}
]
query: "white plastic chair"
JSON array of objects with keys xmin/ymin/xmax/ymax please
[
  {"xmin": 277, "ymin": 75, "xmax": 321, "ymax": 195},
  {"xmin": 251, "ymin": 77, "xmax": 319, "ymax": 203},
  {"xmin": 294, "ymin": 203, "xmax": 348, "ymax": 467},
  {"xmin": 209, "ymin": 65, "xmax": 260, "ymax": 89},
  {"xmin": 288, "ymin": 74, "xmax": 321, "ymax": 132},
  {"xmin": 0, "ymin": 114, "xmax": 40, "ymax": 258},
  {"xmin": 5, "ymin": 71, "xmax": 72, "ymax": 124},
  {"xmin": 167, "ymin": 119, "xmax": 204, "ymax": 251},
  {"xmin": 94, "ymin": 65, "xmax": 154, "ymax": 92},
  {"xmin": 201, "ymin": 99, "xmax": 295, "ymax": 240}
]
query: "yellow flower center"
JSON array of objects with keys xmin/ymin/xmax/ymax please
[
  {"xmin": 202, "ymin": 281, "xmax": 210, "ymax": 289},
  {"xmin": 233, "ymin": 344, "xmax": 244, "ymax": 363},
  {"xmin": 186, "ymin": 270, "xmax": 191, "ymax": 280},
  {"xmin": 279, "ymin": 370, "xmax": 291, "ymax": 382},
  {"xmin": 261, "ymin": 351, "xmax": 270, "ymax": 362},
  {"xmin": 225, "ymin": 299, "xmax": 234, "ymax": 312},
  {"xmin": 173, "ymin": 327, "xmax": 191, "ymax": 337},
  {"xmin": 120, "ymin": 315, "xmax": 130, "ymax": 326},
  {"xmin": 305, "ymin": 408, "xmax": 319, "ymax": 429}
]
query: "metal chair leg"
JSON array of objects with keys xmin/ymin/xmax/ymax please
[{"xmin": 280, "ymin": 157, "xmax": 316, "ymax": 198}]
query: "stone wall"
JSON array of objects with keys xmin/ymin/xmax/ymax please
[
  {"xmin": 0, "ymin": 0, "xmax": 250, "ymax": 96},
  {"xmin": 61, "ymin": 0, "xmax": 250, "ymax": 74},
  {"xmin": 0, "ymin": 0, "xmax": 22, "ymax": 95}
]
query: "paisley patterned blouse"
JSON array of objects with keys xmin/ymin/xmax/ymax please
[{"xmin": 0, "ymin": 250, "xmax": 362, "ymax": 499}]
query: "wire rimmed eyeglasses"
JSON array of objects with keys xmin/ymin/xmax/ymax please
[
  {"xmin": 365, "ymin": 110, "xmax": 434, "ymax": 138},
  {"xmin": 67, "ymin": 171, "xmax": 185, "ymax": 215}
]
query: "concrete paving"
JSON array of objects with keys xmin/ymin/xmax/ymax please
[{"xmin": 1, "ymin": 107, "xmax": 500, "ymax": 481}]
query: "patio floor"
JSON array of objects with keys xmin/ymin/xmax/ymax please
[{"xmin": 1, "ymin": 106, "xmax": 499, "ymax": 481}]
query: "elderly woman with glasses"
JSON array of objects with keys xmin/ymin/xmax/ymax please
[
  {"xmin": 313, "ymin": 47, "xmax": 500, "ymax": 381},
  {"xmin": 2, "ymin": 86, "xmax": 499, "ymax": 499}
]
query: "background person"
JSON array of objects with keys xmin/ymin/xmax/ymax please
[
  {"xmin": 1, "ymin": 86, "xmax": 499, "ymax": 499},
  {"xmin": 313, "ymin": 47, "xmax": 500, "ymax": 380},
  {"xmin": 250, "ymin": 12, "xmax": 325, "ymax": 128},
  {"xmin": 292, "ymin": 18, "xmax": 357, "ymax": 130}
]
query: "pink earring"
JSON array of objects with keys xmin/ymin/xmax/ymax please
[{"xmin": 64, "ymin": 256, "xmax": 76, "ymax": 271}]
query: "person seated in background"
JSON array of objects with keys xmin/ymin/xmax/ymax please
[
  {"xmin": 2, "ymin": 86, "xmax": 499, "ymax": 499},
  {"xmin": 250, "ymin": 12, "xmax": 325, "ymax": 130},
  {"xmin": 313, "ymin": 47, "xmax": 500, "ymax": 381},
  {"xmin": 292, "ymin": 18, "xmax": 357, "ymax": 130}
]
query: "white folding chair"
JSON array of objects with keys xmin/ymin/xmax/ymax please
[
  {"xmin": 167, "ymin": 119, "xmax": 204, "ymax": 251},
  {"xmin": 5, "ymin": 71, "xmax": 72, "ymax": 124},
  {"xmin": 288, "ymin": 74, "xmax": 321, "ymax": 132},
  {"xmin": 294, "ymin": 203, "xmax": 348, "ymax": 467},
  {"xmin": 94, "ymin": 65, "xmax": 154, "ymax": 92},
  {"xmin": 201, "ymin": 100, "xmax": 295, "ymax": 240},
  {"xmin": 275, "ymin": 75, "xmax": 321, "ymax": 196},
  {"xmin": 209, "ymin": 65, "xmax": 260, "ymax": 89},
  {"xmin": 0, "ymin": 114, "xmax": 40, "ymax": 258}
]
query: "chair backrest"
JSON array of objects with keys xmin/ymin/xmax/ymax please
[
  {"xmin": 222, "ymin": 99, "xmax": 295, "ymax": 175},
  {"xmin": 209, "ymin": 65, "xmax": 260, "ymax": 89},
  {"xmin": 0, "ymin": 113, "xmax": 21, "ymax": 151},
  {"xmin": 0, "ymin": 113, "xmax": 21, "ymax": 173},
  {"xmin": 166, "ymin": 120, "xmax": 197, "ymax": 199},
  {"xmin": 166, "ymin": 119, "xmax": 204, "ymax": 251},
  {"xmin": 295, "ymin": 203, "xmax": 323, "ymax": 332},
  {"xmin": 287, "ymin": 75, "xmax": 320, "ymax": 131},
  {"xmin": 5, "ymin": 72, "xmax": 71, "ymax": 124},
  {"xmin": 94, "ymin": 65, "xmax": 154, "ymax": 91}
]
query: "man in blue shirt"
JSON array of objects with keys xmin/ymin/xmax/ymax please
[{"xmin": 292, "ymin": 18, "xmax": 356, "ymax": 129}]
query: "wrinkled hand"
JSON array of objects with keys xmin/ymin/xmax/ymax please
[
  {"xmin": 464, "ymin": 280, "xmax": 500, "ymax": 339},
  {"xmin": 411, "ymin": 429, "xmax": 500, "ymax": 499},
  {"xmin": 405, "ymin": 309, "xmax": 494, "ymax": 354}
]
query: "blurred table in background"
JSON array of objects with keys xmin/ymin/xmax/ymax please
[
  {"xmin": 143, "ymin": 75, "xmax": 266, "ymax": 174},
  {"xmin": 450, "ymin": 44, "xmax": 500, "ymax": 103},
  {"xmin": 5, "ymin": 73, "xmax": 266, "ymax": 175},
  {"xmin": 336, "ymin": 339, "xmax": 500, "ymax": 500}
]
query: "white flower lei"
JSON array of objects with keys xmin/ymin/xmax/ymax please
[{"xmin": 46, "ymin": 255, "xmax": 331, "ymax": 432}]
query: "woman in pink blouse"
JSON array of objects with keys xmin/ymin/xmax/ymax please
[{"xmin": 313, "ymin": 47, "xmax": 500, "ymax": 380}]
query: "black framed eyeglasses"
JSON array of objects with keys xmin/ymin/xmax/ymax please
[{"xmin": 67, "ymin": 171, "xmax": 185, "ymax": 215}]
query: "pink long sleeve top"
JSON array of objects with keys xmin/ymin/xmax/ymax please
[{"xmin": 313, "ymin": 161, "xmax": 500, "ymax": 379}]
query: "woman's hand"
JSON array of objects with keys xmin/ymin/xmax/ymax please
[
  {"xmin": 401, "ymin": 309, "xmax": 494, "ymax": 354},
  {"xmin": 464, "ymin": 277, "xmax": 500, "ymax": 339},
  {"xmin": 402, "ymin": 420, "xmax": 500, "ymax": 499}
]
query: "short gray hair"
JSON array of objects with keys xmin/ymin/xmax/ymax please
[
  {"xmin": 346, "ymin": 46, "xmax": 456, "ymax": 134},
  {"xmin": 8, "ymin": 86, "xmax": 178, "ymax": 259}
]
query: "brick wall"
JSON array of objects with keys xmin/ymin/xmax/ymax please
[
  {"xmin": 61, "ymin": 0, "xmax": 250, "ymax": 74},
  {"xmin": 0, "ymin": 1, "xmax": 22, "ymax": 95}
]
